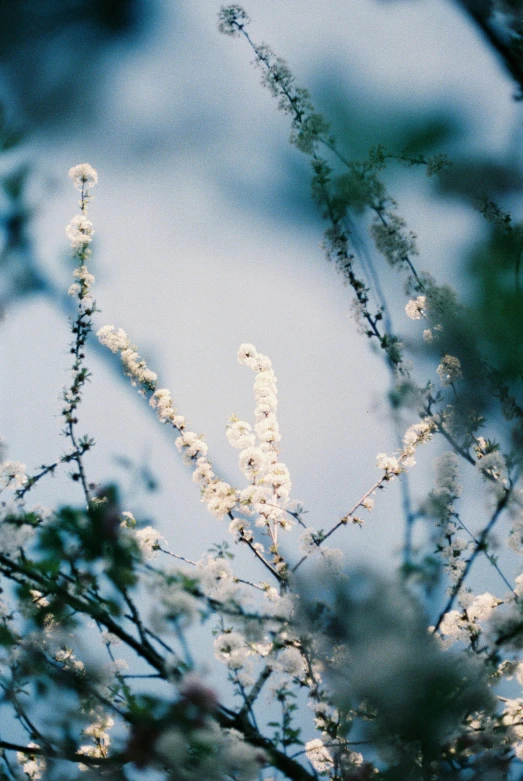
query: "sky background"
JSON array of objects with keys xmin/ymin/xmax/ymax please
[{"xmin": 2, "ymin": 0, "xmax": 523, "ymax": 620}]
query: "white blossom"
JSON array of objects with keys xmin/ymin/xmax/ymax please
[
  {"xmin": 276, "ymin": 646, "xmax": 305, "ymax": 676},
  {"xmin": 65, "ymin": 214, "xmax": 94, "ymax": 250},
  {"xmin": 202, "ymin": 480, "xmax": 237, "ymax": 518},
  {"xmin": 467, "ymin": 592, "xmax": 501, "ymax": 623},
  {"xmin": 97, "ymin": 325, "xmax": 130, "ymax": 354},
  {"xmin": 150, "ymin": 388, "xmax": 183, "ymax": 426},
  {"xmin": 305, "ymin": 739, "xmax": 334, "ymax": 774},
  {"xmin": 0, "ymin": 520, "xmax": 33, "ymax": 554},
  {"xmin": 135, "ymin": 526, "xmax": 167, "ymax": 558},
  {"xmin": 175, "ymin": 430, "xmax": 208, "ymax": 460},
  {"xmin": 437, "ymin": 354, "xmax": 462, "ymax": 386},
  {"xmin": 0, "ymin": 460, "xmax": 27, "ymax": 489},
  {"xmin": 69, "ymin": 163, "xmax": 98, "ymax": 190},
  {"xmin": 376, "ymin": 453, "xmax": 401, "ymax": 475},
  {"xmin": 226, "ymin": 419, "xmax": 256, "ymax": 449},
  {"xmin": 405, "ymin": 295, "xmax": 426, "ymax": 320},
  {"xmin": 439, "ymin": 610, "xmax": 464, "ymax": 639},
  {"xmin": 239, "ymin": 446, "xmax": 266, "ymax": 476},
  {"xmin": 237, "ymin": 343, "xmax": 259, "ymax": 367},
  {"xmin": 214, "ymin": 631, "xmax": 250, "ymax": 669}
]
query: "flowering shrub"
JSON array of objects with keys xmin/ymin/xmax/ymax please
[{"xmin": 2, "ymin": 5, "xmax": 523, "ymax": 781}]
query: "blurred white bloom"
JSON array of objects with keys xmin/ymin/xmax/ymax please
[
  {"xmin": 0, "ymin": 460, "xmax": 27, "ymax": 489},
  {"xmin": 277, "ymin": 646, "xmax": 305, "ymax": 676},
  {"xmin": 435, "ymin": 451, "xmax": 461, "ymax": 497},
  {"xmin": 376, "ymin": 453, "xmax": 401, "ymax": 475},
  {"xmin": 467, "ymin": 592, "xmax": 501, "ymax": 623},
  {"xmin": 305, "ymin": 739, "xmax": 334, "ymax": 774},
  {"xmin": 220, "ymin": 729, "xmax": 266, "ymax": 781},
  {"xmin": 476, "ymin": 451, "xmax": 507, "ymax": 486},
  {"xmin": 502, "ymin": 699, "xmax": 523, "ymax": 753},
  {"xmin": 135, "ymin": 526, "xmax": 166, "ymax": 558},
  {"xmin": 17, "ymin": 745, "xmax": 45, "ymax": 781},
  {"xmin": 0, "ymin": 521, "xmax": 33, "ymax": 554},
  {"xmin": 237, "ymin": 343, "xmax": 259, "ymax": 368},
  {"xmin": 299, "ymin": 528, "xmax": 320, "ymax": 555},
  {"xmin": 405, "ymin": 295, "xmax": 426, "ymax": 320},
  {"xmin": 439, "ymin": 610, "xmax": 464, "ymax": 638},
  {"xmin": 66, "ymin": 214, "xmax": 94, "ymax": 250},
  {"xmin": 214, "ymin": 632, "xmax": 251, "ymax": 669},
  {"xmin": 515, "ymin": 574, "xmax": 523, "ymax": 597},
  {"xmin": 437, "ymin": 354, "xmax": 462, "ymax": 386},
  {"xmin": 403, "ymin": 420, "xmax": 433, "ymax": 449},
  {"xmin": 69, "ymin": 163, "xmax": 98, "ymax": 190},
  {"xmin": 155, "ymin": 728, "xmax": 188, "ymax": 766},
  {"xmin": 321, "ymin": 547, "xmax": 344, "ymax": 570},
  {"xmin": 73, "ymin": 265, "xmax": 95, "ymax": 285},
  {"xmin": 197, "ymin": 556, "xmax": 239, "ymax": 601}
]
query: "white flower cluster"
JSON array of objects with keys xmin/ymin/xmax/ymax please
[
  {"xmin": 196, "ymin": 555, "xmax": 241, "ymax": 602},
  {"xmin": 134, "ymin": 525, "xmax": 167, "ymax": 559},
  {"xmin": 213, "ymin": 629, "xmax": 258, "ymax": 686},
  {"xmin": 272, "ymin": 644, "xmax": 305, "ymax": 677},
  {"xmin": 473, "ymin": 439, "xmax": 509, "ymax": 493},
  {"xmin": 69, "ymin": 163, "xmax": 98, "ymax": 191},
  {"xmin": 155, "ymin": 722, "xmax": 265, "ymax": 781},
  {"xmin": 233, "ymin": 344, "xmax": 293, "ymax": 533},
  {"xmin": 150, "ymin": 389, "xmax": 237, "ymax": 519},
  {"xmin": 304, "ymin": 738, "xmax": 334, "ymax": 774},
  {"xmin": 150, "ymin": 387, "xmax": 186, "ymax": 428},
  {"xmin": 0, "ymin": 460, "xmax": 27, "ymax": 489},
  {"xmin": 212, "ymin": 624, "xmax": 304, "ymax": 687},
  {"xmin": 55, "ymin": 646, "xmax": 85, "ymax": 673},
  {"xmin": 185, "ymin": 442, "xmax": 237, "ymax": 520},
  {"xmin": 65, "ymin": 214, "xmax": 94, "ymax": 251},
  {"xmin": 376, "ymin": 420, "xmax": 433, "ymax": 479},
  {"xmin": 97, "ymin": 330, "xmax": 238, "ymax": 519},
  {"xmin": 17, "ymin": 744, "xmax": 45, "ymax": 780},
  {"xmin": 97, "ymin": 326, "xmax": 158, "ymax": 391},
  {"xmin": 217, "ymin": 4, "xmax": 250, "ymax": 36},
  {"xmin": 509, "ymin": 505, "xmax": 523, "ymax": 553},
  {"xmin": 78, "ymin": 715, "xmax": 114, "ymax": 768},
  {"xmin": 214, "ymin": 630, "xmax": 251, "ymax": 669},
  {"xmin": 439, "ymin": 592, "xmax": 501, "ymax": 647},
  {"xmin": 502, "ymin": 699, "xmax": 523, "ymax": 760},
  {"xmin": 146, "ymin": 570, "xmax": 201, "ymax": 633},
  {"xmin": 0, "ymin": 520, "xmax": 33, "ymax": 556},
  {"xmin": 402, "ymin": 420, "xmax": 434, "ymax": 451},
  {"xmin": 439, "ymin": 536, "xmax": 470, "ymax": 584},
  {"xmin": 68, "ymin": 264, "xmax": 96, "ymax": 313},
  {"xmin": 437, "ymin": 354, "xmax": 463, "ymax": 386},
  {"xmin": 405, "ymin": 295, "xmax": 426, "ymax": 320}
]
